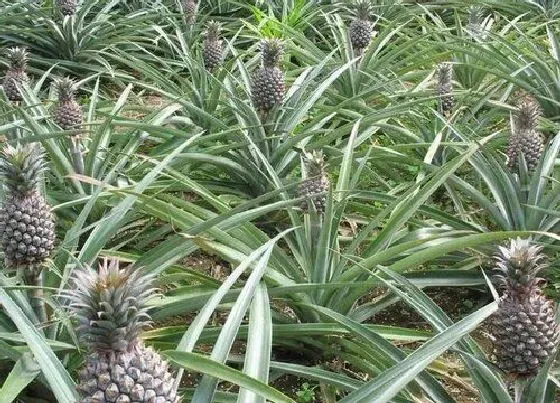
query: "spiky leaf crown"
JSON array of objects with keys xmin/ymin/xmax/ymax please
[
  {"xmin": 0, "ymin": 143, "xmax": 46, "ymax": 195},
  {"xmin": 495, "ymin": 238, "xmax": 546, "ymax": 300},
  {"xmin": 354, "ymin": 1, "xmax": 372, "ymax": 21},
  {"xmin": 205, "ymin": 21, "xmax": 221, "ymax": 41},
  {"xmin": 66, "ymin": 260, "xmax": 156, "ymax": 353},
  {"xmin": 6, "ymin": 47, "xmax": 28, "ymax": 69},
  {"xmin": 436, "ymin": 62, "xmax": 453, "ymax": 94},
  {"xmin": 54, "ymin": 77, "xmax": 77, "ymax": 102},
  {"xmin": 514, "ymin": 94, "xmax": 541, "ymax": 134},
  {"xmin": 260, "ymin": 39, "xmax": 283, "ymax": 68},
  {"xmin": 303, "ymin": 150, "xmax": 326, "ymax": 177}
]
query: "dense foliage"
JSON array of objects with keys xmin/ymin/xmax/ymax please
[{"xmin": 0, "ymin": 0, "xmax": 559, "ymax": 402}]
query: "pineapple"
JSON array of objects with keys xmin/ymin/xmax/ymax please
[
  {"xmin": 297, "ymin": 150, "xmax": 330, "ymax": 213},
  {"xmin": 183, "ymin": 0, "xmax": 197, "ymax": 24},
  {"xmin": 53, "ymin": 77, "xmax": 83, "ymax": 131},
  {"xmin": 251, "ymin": 39, "xmax": 285, "ymax": 113},
  {"xmin": 490, "ymin": 239, "xmax": 559, "ymax": 377},
  {"xmin": 467, "ymin": 6, "xmax": 485, "ymax": 39},
  {"xmin": 506, "ymin": 94, "xmax": 544, "ymax": 172},
  {"xmin": 436, "ymin": 63, "xmax": 454, "ymax": 118},
  {"xmin": 0, "ymin": 144, "xmax": 55, "ymax": 272},
  {"xmin": 66, "ymin": 260, "xmax": 180, "ymax": 403},
  {"xmin": 203, "ymin": 21, "xmax": 223, "ymax": 72},
  {"xmin": 349, "ymin": 2, "xmax": 373, "ymax": 52},
  {"xmin": 2, "ymin": 47, "xmax": 29, "ymax": 102},
  {"xmin": 58, "ymin": 0, "xmax": 77, "ymax": 16}
]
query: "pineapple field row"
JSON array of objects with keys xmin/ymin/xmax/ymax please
[{"xmin": 0, "ymin": 0, "xmax": 559, "ymax": 402}]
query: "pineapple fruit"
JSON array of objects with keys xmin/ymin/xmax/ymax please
[
  {"xmin": 0, "ymin": 144, "xmax": 55, "ymax": 272},
  {"xmin": 436, "ymin": 62, "xmax": 454, "ymax": 118},
  {"xmin": 490, "ymin": 239, "xmax": 559, "ymax": 377},
  {"xmin": 58, "ymin": 0, "xmax": 77, "ymax": 16},
  {"xmin": 2, "ymin": 47, "xmax": 29, "ymax": 102},
  {"xmin": 297, "ymin": 150, "xmax": 330, "ymax": 213},
  {"xmin": 251, "ymin": 39, "xmax": 285, "ymax": 113},
  {"xmin": 349, "ymin": 2, "xmax": 373, "ymax": 53},
  {"xmin": 54, "ymin": 77, "xmax": 83, "ymax": 131},
  {"xmin": 66, "ymin": 260, "xmax": 180, "ymax": 403},
  {"xmin": 203, "ymin": 21, "xmax": 223, "ymax": 72},
  {"xmin": 183, "ymin": 0, "xmax": 197, "ymax": 24},
  {"xmin": 506, "ymin": 94, "xmax": 544, "ymax": 172}
]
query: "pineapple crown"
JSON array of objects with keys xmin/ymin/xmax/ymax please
[
  {"xmin": 354, "ymin": 1, "xmax": 372, "ymax": 21},
  {"xmin": 513, "ymin": 93, "xmax": 541, "ymax": 134},
  {"xmin": 205, "ymin": 21, "xmax": 221, "ymax": 42},
  {"xmin": 65, "ymin": 260, "xmax": 156, "ymax": 354},
  {"xmin": 302, "ymin": 150, "xmax": 326, "ymax": 177},
  {"xmin": 494, "ymin": 238, "xmax": 547, "ymax": 300},
  {"xmin": 467, "ymin": 6, "xmax": 485, "ymax": 35},
  {"xmin": 54, "ymin": 76, "xmax": 77, "ymax": 102},
  {"xmin": 436, "ymin": 62, "xmax": 453, "ymax": 95},
  {"xmin": 260, "ymin": 39, "xmax": 283, "ymax": 68},
  {"xmin": 5, "ymin": 47, "xmax": 28, "ymax": 70},
  {"xmin": 0, "ymin": 143, "xmax": 46, "ymax": 196}
]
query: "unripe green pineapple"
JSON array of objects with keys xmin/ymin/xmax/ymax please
[
  {"xmin": 251, "ymin": 39, "xmax": 285, "ymax": 113},
  {"xmin": 506, "ymin": 94, "xmax": 544, "ymax": 172},
  {"xmin": 0, "ymin": 144, "xmax": 55, "ymax": 272},
  {"xmin": 297, "ymin": 150, "xmax": 330, "ymax": 213},
  {"xmin": 65, "ymin": 260, "xmax": 180, "ymax": 403},
  {"xmin": 436, "ymin": 63, "xmax": 454, "ymax": 118},
  {"xmin": 57, "ymin": 0, "xmax": 77, "ymax": 16},
  {"xmin": 53, "ymin": 77, "xmax": 83, "ymax": 131},
  {"xmin": 2, "ymin": 47, "xmax": 29, "ymax": 102},
  {"xmin": 490, "ymin": 239, "xmax": 559, "ymax": 377},
  {"xmin": 183, "ymin": 0, "xmax": 197, "ymax": 24},
  {"xmin": 203, "ymin": 21, "xmax": 223, "ymax": 72},
  {"xmin": 349, "ymin": 2, "xmax": 373, "ymax": 52}
]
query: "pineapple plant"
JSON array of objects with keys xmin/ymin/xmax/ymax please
[
  {"xmin": 0, "ymin": 144, "xmax": 55, "ymax": 272},
  {"xmin": 53, "ymin": 77, "xmax": 83, "ymax": 131},
  {"xmin": 58, "ymin": 0, "xmax": 78, "ymax": 16},
  {"xmin": 297, "ymin": 150, "xmax": 330, "ymax": 213},
  {"xmin": 251, "ymin": 39, "xmax": 285, "ymax": 114},
  {"xmin": 436, "ymin": 63, "xmax": 454, "ymax": 118},
  {"xmin": 2, "ymin": 47, "xmax": 29, "ymax": 102},
  {"xmin": 183, "ymin": 0, "xmax": 197, "ymax": 24},
  {"xmin": 349, "ymin": 1, "xmax": 373, "ymax": 53},
  {"xmin": 66, "ymin": 260, "xmax": 180, "ymax": 403},
  {"xmin": 203, "ymin": 21, "xmax": 223, "ymax": 72},
  {"xmin": 506, "ymin": 94, "xmax": 544, "ymax": 172},
  {"xmin": 490, "ymin": 239, "xmax": 559, "ymax": 377}
]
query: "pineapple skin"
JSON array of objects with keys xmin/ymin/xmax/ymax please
[
  {"xmin": 0, "ymin": 192, "xmax": 55, "ymax": 270},
  {"xmin": 58, "ymin": 0, "xmax": 77, "ymax": 15},
  {"xmin": 490, "ymin": 239, "xmax": 560, "ymax": 377},
  {"xmin": 349, "ymin": 19, "xmax": 372, "ymax": 50},
  {"xmin": 184, "ymin": 0, "xmax": 197, "ymax": 24},
  {"xmin": 507, "ymin": 95, "xmax": 544, "ymax": 172},
  {"xmin": 436, "ymin": 63, "xmax": 454, "ymax": 118},
  {"xmin": 297, "ymin": 175, "xmax": 330, "ymax": 213},
  {"xmin": 2, "ymin": 69, "xmax": 28, "ymax": 102},
  {"xmin": 78, "ymin": 346, "xmax": 179, "ymax": 403},
  {"xmin": 251, "ymin": 67, "xmax": 285, "ymax": 112},
  {"xmin": 203, "ymin": 37, "xmax": 223, "ymax": 72},
  {"xmin": 55, "ymin": 99, "xmax": 83, "ymax": 130},
  {"xmin": 0, "ymin": 144, "xmax": 55, "ymax": 271}
]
